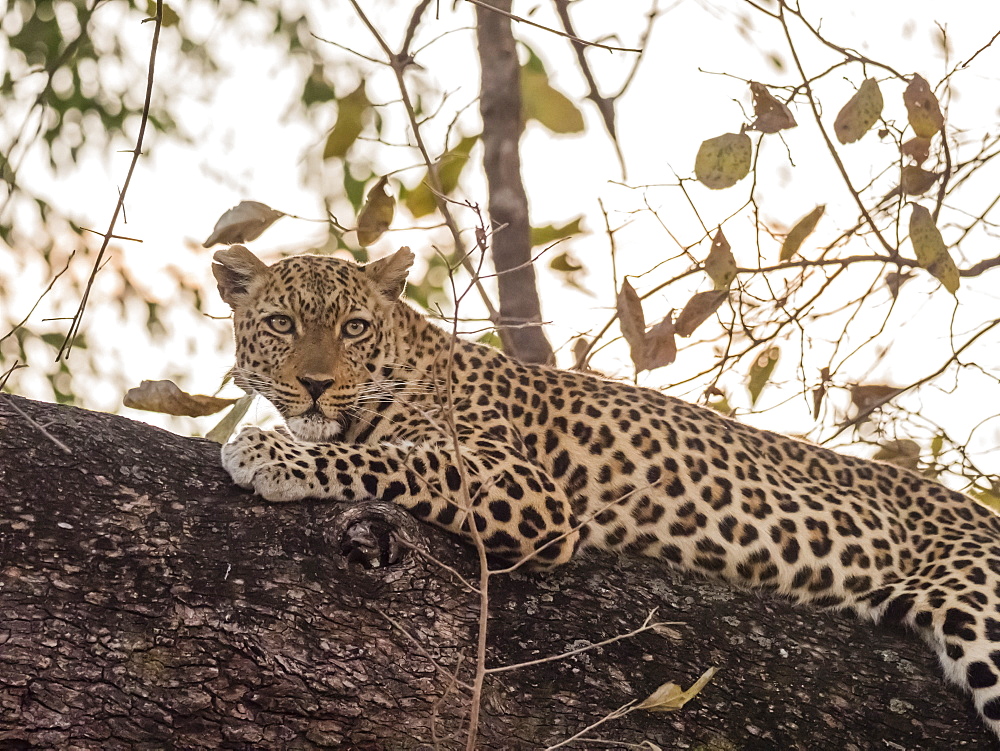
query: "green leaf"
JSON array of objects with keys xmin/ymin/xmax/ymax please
[
  {"xmin": 909, "ymin": 204, "xmax": 959, "ymax": 294},
  {"xmin": 323, "ymin": 82, "xmax": 370, "ymax": 160},
  {"xmin": 477, "ymin": 331, "xmax": 503, "ymax": 350},
  {"xmin": 521, "ymin": 49, "xmax": 584, "ymax": 134},
  {"xmin": 695, "ymin": 133, "xmax": 752, "ymax": 190},
  {"xmin": 146, "ymin": 1, "xmax": 180, "ymax": 26},
  {"xmin": 403, "ymin": 135, "xmax": 478, "ymax": 218},
  {"xmin": 833, "ymin": 78, "xmax": 883, "ymax": 145},
  {"xmin": 705, "ymin": 228, "xmax": 737, "ymax": 289},
  {"xmin": 780, "ymin": 205, "xmax": 825, "ymax": 261},
  {"xmin": 531, "ymin": 217, "xmax": 583, "ymax": 247},
  {"xmin": 748, "ymin": 347, "xmax": 779, "ymax": 407},
  {"xmin": 549, "ymin": 252, "xmax": 583, "ymax": 273}
]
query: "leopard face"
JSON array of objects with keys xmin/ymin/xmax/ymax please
[{"xmin": 213, "ymin": 245, "xmax": 415, "ymax": 441}]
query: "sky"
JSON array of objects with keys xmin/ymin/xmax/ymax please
[{"xmin": 3, "ymin": 0, "xmax": 1000, "ymax": 478}]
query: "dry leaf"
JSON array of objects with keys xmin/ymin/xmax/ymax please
[
  {"xmin": 849, "ymin": 384, "xmax": 900, "ymax": 412},
  {"xmin": 833, "ymin": 78, "xmax": 883, "ymax": 145},
  {"xmin": 356, "ymin": 176, "xmax": 395, "ymax": 247},
  {"xmin": 885, "ymin": 270, "xmax": 914, "ymax": 298},
  {"xmin": 636, "ymin": 666, "xmax": 717, "ymax": 712},
  {"xmin": 900, "ymin": 166, "xmax": 939, "ymax": 196},
  {"xmin": 909, "ymin": 204, "xmax": 959, "ymax": 294},
  {"xmin": 902, "ymin": 136, "xmax": 931, "ymax": 165},
  {"xmin": 705, "ymin": 228, "xmax": 737, "ymax": 289},
  {"xmin": 694, "ymin": 132, "xmax": 752, "ymax": 190},
  {"xmin": 572, "ymin": 337, "xmax": 590, "ymax": 371},
  {"xmin": 124, "ymin": 380, "xmax": 237, "ymax": 417},
  {"xmin": 643, "ymin": 316, "xmax": 677, "ymax": 371},
  {"xmin": 617, "ymin": 280, "xmax": 648, "ymax": 368},
  {"xmin": 749, "ymin": 82, "xmax": 796, "ymax": 133},
  {"xmin": 873, "ymin": 439, "xmax": 921, "ymax": 470},
  {"xmin": 780, "ymin": 205, "xmax": 825, "ymax": 261},
  {"xmin": 903, "ymin": 74, "xmax": 944, "ymax": 138},
  {"xmin": 203, "ymin": 201, "xmax": 285, "ymax": 247},
  {"xmin": 675, "ymin": 289, "xmax": 729, "ymax": 338},
  {"xmin": 205, "ymin": 394, "xmax": 254, "ymax": 444}
]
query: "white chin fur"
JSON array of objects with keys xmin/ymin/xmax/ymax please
[{"xmin": 286, "ymin": 414, "xmax": 344, "ymax": 442}]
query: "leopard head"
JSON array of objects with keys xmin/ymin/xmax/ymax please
[{"xmin": 213, "ymin": 245, "xmax": 414, "ymax": 441}]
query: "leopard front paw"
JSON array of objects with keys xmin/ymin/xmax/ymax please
[{"xmin": 220, "ymin": 426, "xmax": 313, "ymax": 502}]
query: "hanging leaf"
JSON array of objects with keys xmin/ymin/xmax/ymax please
[
  {"xmin": 675, "ymin": 289, "xmax": 728, "ymax": 338},
  {"xmin": 356, "ymin": 176, "xmax": 395, "ymax": 247},
  {"xmin": 833, "ymin": 78, "xmax": 883, "ymax": 145},
  {"xmin": 748, "ymin": 82, "xmax": 796, "ymax": 133},
  {"xmin": 873, "ymin": 439, "xmax": 921, "ymax": 470},
  {"xmin": 748, "ymin": 347, "xmax": 779, "ymax": 407},
  {"xmin": 124, "ymin": 380, "xmax": 237, "ymax": 417},
  {"xmin": 885, "ymin": 271, "xmax": 914, "ymax": 298},
  {"xmin": 203, "ymin": 201, "xmax": 285, "ymax": 247},
  {"xmin": 205, "ymin": 394, "xmax": 254, "ymax": 444},
  {"xmin": 643, "ymin": 316, "xmax": 677, "ymax": 371},
  {"xmin": 694, "ymin": 132, "xmax": 752, "ymax": 190},
  {"xmin": 900, "ymin": 165, "xmax": 939, "ymax": 196},
  {"xmin": 549, "ymin": 252, "xmax": 583, "ymax": 273},
  {"xmin": 521, "ymin": 49, "xmax": 584, "ymax": 134},
  {"xmin": 780, "ymin": 205, "xmax": 825, "ymax": 261},
  {"xmin": 849, "ymin": 383, "xmax": 900, "ymax": 412},
  {"xmin": 403, "ymin": 135, "xmax": 478, "ymax": 218},
  {"xmin": 909, "ymin": 204, "xmax": 959, "ymax": 294},
  {"xmin": 616, "ymin": 279, "xmax": 647, "ymax": 365},
  {"xmin": 636, "ymin": 667, "xmax": 717, "ymax": 712},
  {"xmin": 903, "ymin": 74, "xmax": 944, "ymax": 138},
  {"xmin": 705, "ymin": 228, "xmax": 737, "ymax": 289},
  {"xmin": 902, "ymin": 136, "xmax": 931, "ymax": 165},
  {"xmin": 323, "ymin": 82, "xmax": 370, "ymax": 160},
  {"xmin": 572, "ymin": 337, "xmax": 590, "ymax": 370}
]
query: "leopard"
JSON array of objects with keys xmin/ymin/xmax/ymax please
[{"xmin": 213, "ymin": 243, "xmax": 1000, "ymax": 741}]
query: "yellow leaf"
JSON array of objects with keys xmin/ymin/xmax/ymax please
[
  {"xmin": 675, "ymin": 289, "xmax": 728, "ymax": 338},
  {"xmin": 356, "ymin": 176, "xmax": 395, "ymax": 247},
  {"xmin": 403, "ymin": 135, "xmax": 478, "ymax": 218},
  {"xmin": 203, "ymin": 201, "xmax": 284, "ymax": 247},
  {"xmin": 780, "ymin": 205, "xmax": 825, "ymax": 261},
  {"xmin": 749, "ymin": 82, "xmax": 796, "ymax": 133},
  {"xmin": 124, "ymin": 380, "xmax": 237, "ymax": 417},
  {"xmin": 323, "ymin": 82, "xmax": 370, "ymax": 160},
  {"xmin": 909, "ymin": 204, "xmax": 959, "ymax": 294},
  {"xmin": 521, "ymin": 50, "xmax": 584, "ymax": 134},
  {"xmin": 705, "ymin": 228, "xmax": 737, "ymax": 289},
  {"xmin": 636, "ymin": 667, "xmax": 717, "ymax": 712},
  {"xmin": 903, "ymin": 74, "xmax": 944, "ymax": 138},
  {"xmin": 833, "ymin": 78, "xmax": 883, "ymax": 145},
  {"xmin": 205, "ymin": 395, "xmax": 254, "ymax": 444},
  {"xmin": 695, "ymin": 133, "xmax": 752, "ymax": 190},
  {"xmin": 748, "ymin": 347, "xmax": 779, "ymax": 407}
]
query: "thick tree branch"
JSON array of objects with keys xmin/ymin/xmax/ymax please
[{"xmin": 0, "ymin": 394, "xmax": 995, "ymax": 748}]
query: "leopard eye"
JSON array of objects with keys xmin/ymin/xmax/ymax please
[
  {"xmin": 342, "ymin": 318, "xmax": 370, "ymax": 338},
  {"xmin": 265, "ymin": 314, "xmax": 295, "ymax": 334}
]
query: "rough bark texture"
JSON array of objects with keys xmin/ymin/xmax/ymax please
[
  {"xmin": 476, "ymin": 1, "xmax": 554, "ymax": 366},
  {"xmin": 0, "ymin": 394, "xmax": 995, "ymax": 750}
]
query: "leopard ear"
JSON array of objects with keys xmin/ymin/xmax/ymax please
[
  {"xmin": 365, "ymin": 246, "xmax": 414, "ymax": 300},
  {"xmin": 212, "ymin": 245, "xmax": 270, "ymax": 307}
]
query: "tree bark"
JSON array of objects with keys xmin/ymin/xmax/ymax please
[
  {"xmin": 0, "ymin": 394, "xmax": 994, "ymax": 749},
  {"xmin": 476, "ymin": 1, "xmax": 554, "ymax": 365}
]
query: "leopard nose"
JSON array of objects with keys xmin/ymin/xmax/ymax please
[{"xmin": 298, "ymin": 376, "xmax": 334, "ymax": 401}]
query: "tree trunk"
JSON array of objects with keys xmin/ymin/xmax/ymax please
[
  {"xmin": 0, "ymin": 394, "xmax": 994, "ymax": 749},
  {"xmin": 476, "ymin": 0, "xmax": 554, "ymax": 365}
]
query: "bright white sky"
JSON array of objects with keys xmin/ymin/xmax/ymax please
[{"xmin": 3, "ymin": 0, "xmax": 1000, "ymax": 477}]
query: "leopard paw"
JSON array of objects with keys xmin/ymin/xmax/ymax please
[{"xmin": 220, "ymin": 426, "xmax": 312, "ymax": 501}]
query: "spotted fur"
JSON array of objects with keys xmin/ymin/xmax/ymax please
[{"xmin": 214, "ymin": 245, "xmax": 1000, "ymax": 739}]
